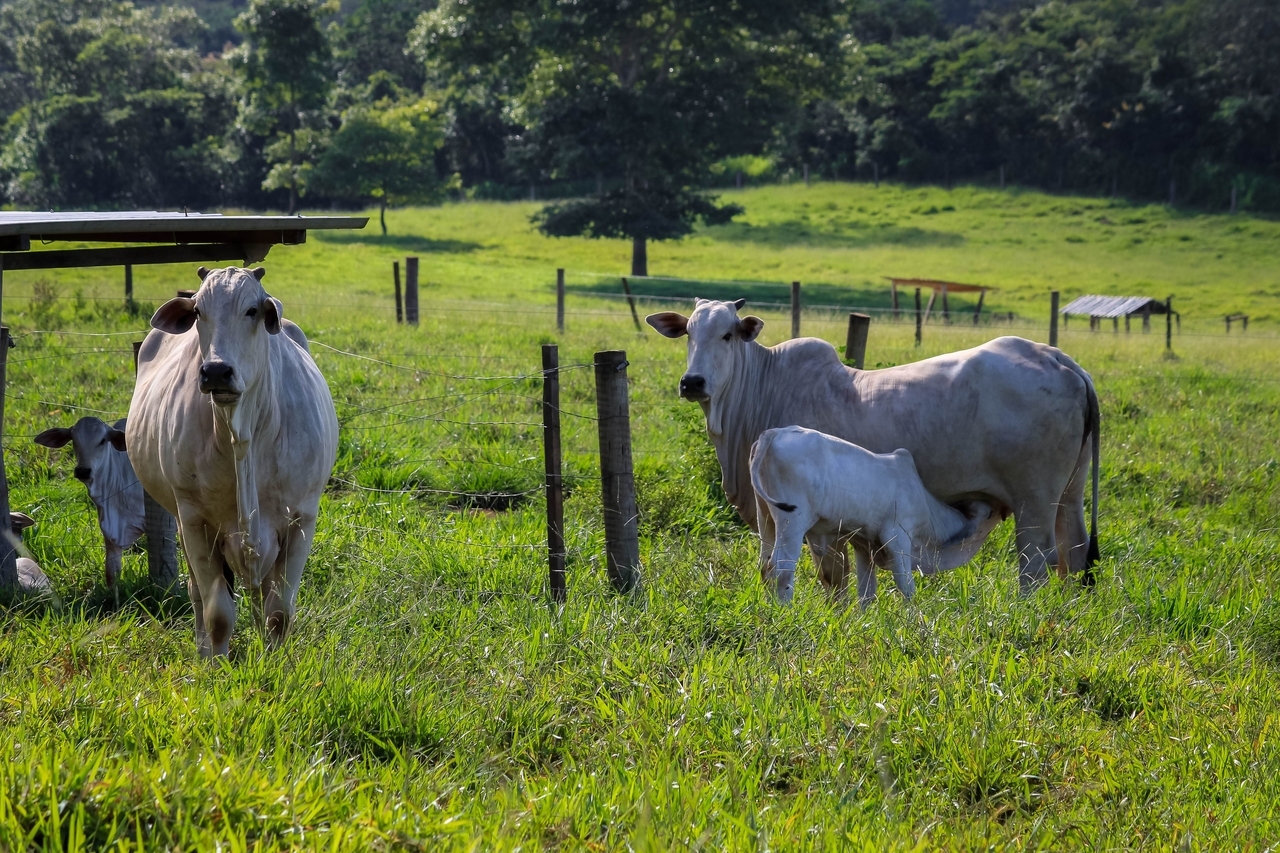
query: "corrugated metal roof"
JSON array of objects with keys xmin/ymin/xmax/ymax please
[
  {"xmin": 0, "ymin": 211, "xmax": 366, "ymax": 237},
  {"xmin": 1060, "ymin": 295, "xmax": 1167, "ymax": 317}
]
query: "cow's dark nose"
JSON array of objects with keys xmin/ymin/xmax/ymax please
[
  {"xmin": 199, "ymin": 361, "xmax": 235, "ymax": 393},
  {"xmin": 74, "ymin": 466, "xmax": 91, "ymax": 482},
  {"xmin": 679, "ymin": 374, "xmax": 707, "ymax": 398}
]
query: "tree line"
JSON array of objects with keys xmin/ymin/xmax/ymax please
[{"xmin": 1, "ymin": 0, "xmax": 1276, "ymax": 267}]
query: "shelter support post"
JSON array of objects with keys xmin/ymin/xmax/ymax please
[
  {"xmin": 1166, "ymin": 297, "xmax": 1173, "ymax": 350},
  {"xmin": 1049, "ymin": 291, "xmax": 1059, "ymax": 348},
  {"xmin": 1143, "ymin": 306, "xmax": 1150, "ymax": 333},
  {"xmin": 594, "ymin": 350, "xmax": 640, "ymax": 594},
  {"xmin": 1113, "ymin": 316, "xmax": 1119, "ymax": 333},
  {"xmin": 922, "ymin": 289, "xmax": 937, "ymax": 325},
  {"xmin": 124, "ymin": 264, "xmax": 134, "ymax": 312},
  {"xmin": 914, "ymin": 288, "xmax": 922, "ymax": 347},
  {"xmin": 891, "ymin": 282, "xmax": 899, "ymax": 320},
  {"xmin": 973, "ymin": 289, "xmax": 985, "ymax": 325},
  {"xmin": 791, "ymin": 282, "xmax": 801, "ymax": 339},
  {"xmin": 845, "ymin": 313, "xmax": 870, "ymax": 368},
  {"xmin": 941, "ymin": 286, "xmax": 950, "ymax": 324}
]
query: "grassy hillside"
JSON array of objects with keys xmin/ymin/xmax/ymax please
[{"xmin": 0, "ymin": 182, "xmax": 1278, "ymax": 848}]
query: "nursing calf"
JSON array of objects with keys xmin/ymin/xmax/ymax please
[{"xmin": 751, "ymin": 427, "xmax": 996, "ymax": 605}]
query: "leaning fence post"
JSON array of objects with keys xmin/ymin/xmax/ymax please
[
  {"xmin": 133, "ymin": 341, "xmax": 180, "ymax": 592},
  {"xmin": 594, "ymin": 350, "xmax": 640, "ymax": 594},
  {"xmin": 0, "ymin": 320, "xmax": 16, "ymax": 592},
  {"xmin": 543, "ymin": 345, "xmax": 566, "ymax": 604},
  {"xmin": 556, "ymin": 268, "xmax": 565, "ymax": 333},
  {"xmin": 393, "ymin": 261, "xmax": 403, "ymax": 324},
  {"xmin": 914, "ymin": 288, "xmax": 923, "ymax": 347},
  {"xmin": 845, "ymin": 313, "xmax": 870, "ymax": 368},
  {"xmin": 405, "ymin": 257, "xmax": 420, "ymax": 326},
  {"xmin": 1049, "ymin": 291, "xmax": 1060, "ymax": 348},
  {"xmin": 790, "ymin": 281, "xmax": 801, "ymax": 339},
  {"xmin": 1165, "ymin": 296, "xmax": 1173, "ymax": 350},
  {"xmin": 620, "ymin": 277, "xmax": 642, "ymax": 332}
]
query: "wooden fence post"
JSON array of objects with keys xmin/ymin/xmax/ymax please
[
  {"xmin": 620, "ymin": 277, "xmax": 641, "ymax": 332},
  {"xmin": 914, "ymin": 288, "xmax": 922, "ymax": 347},
  {"xmin": 556, "ymin": 268, "xmax": 565, "ymax": 333},
  {"xmin": 134, "ymin": 340, "xmax": 180, "ymax": 592},
  {"xmin": 543, "ymin": 345, "xmax": 566, "ymax": 604},
  {"xmin": 1165, "ymin": 297, "xmax": 1173, "ymax": 350},
  {"xmin": 1049, "ymin": 291, "xmax": 1060, "ymax": 348},
  {"xmin": 124, "ymin": 264, "xmax": 134, "ymax": 313},
  {"xmin": 845, "ymin": 313, "xmax": 870, "ymax": 368},
  {"xmin": 941, "ymin": 285, "xmax": 950, "ymax": 324},
  {"xmin": 594, "ymin": 350, "xmax": 640, "ymax": 594},
  {"xmin": 393, "ymin": 261, "xmax": 403, "ymax": 324},
  {"xmin": 791, "ymin": 281, "xmax": 801, "ymax": 339},
  {"xmin": 1142, "ymin": 305, "xmax": 1151, "ymax": 333},
  {"xmin": 405, "ymin": 257, "xmax": 419, "ymax": 326},
  {"xmin": 0, "ymin": 318, "xmax": 16, "ymax": 592},
  {"xmin": 891, "ymin": 282, "xmax": 900, "ymax": 321}
]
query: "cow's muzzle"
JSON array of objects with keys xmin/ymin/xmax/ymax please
[
  {"xmin": 199, "ymin": 361, "xmax": 240, "ymax": 403},
  {"xmin": 679, "ymin": 374, "xmax": 709, "ymax": 401},
  {"xmin": 74, "ymin": 466, "xmax": 91, "ymax": 482}
]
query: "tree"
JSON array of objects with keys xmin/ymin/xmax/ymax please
[
  {"xmin": 232, "ymin": 0, "xmax": 336, "ymax": 213},
  {"xmin": 416, "ymin": 0, "xmax": 837, "ymax": 276},
  {"xmin": 311, "ymin": 85, "xmax": 454, "ymax": 234}
]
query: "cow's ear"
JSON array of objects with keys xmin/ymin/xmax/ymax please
[
  {"xmin": 263, "ymin": 296, "xmax": 283, "ymax": 335},
  {"xmin": 737, "ymin": 315, "xmax": 764, "ymax": 341},
  {"xmin": 196, "ymin": 266, "xmax": 210, "ymax": 281},
  {"xmin": 646, "ymin": 312, "xmax": 688, "ymax": 338},
  {"xmin": 10, "ymin": 512, "xmax": 35, "ymax": 533},
  {"xmin": 33, "ymin": 427, "xmax": 73, "ymax": 449},
  {"xmin": 151, "ymin": 298, "xmax": 197, "ymax": 334},
  {"xmin": 251, "ymin": 267, "xmax": 266, "ymax": 281},
  {"xmin": 732, "ymin": 298, "xmax": 746, "ymax": 310},
  {"xmin": 105, "ymin": 428, "xmax": 127, "ymax": 452}
]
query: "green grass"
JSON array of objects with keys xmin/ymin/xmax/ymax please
[{"xmin": 1, "ymin": 181, "xmax": 1279, "ymax": 849}]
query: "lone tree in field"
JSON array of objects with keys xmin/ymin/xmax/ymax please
[
  {"xmin": 233, "ymin": 0, "xmax": 336, "ymax": 214},
  {"xmin": 312, "ymin": 84, "xmax": 454, "ymax": 235},
  {"xmin": 416, "ymin": 0, "xmax": 834, "ymax": 276}
]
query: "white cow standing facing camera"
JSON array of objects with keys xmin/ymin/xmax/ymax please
[
  {"xmin": 750, "ymin": 426, "xmax": 998, "ymax": 605},
  {"xmin": 127, "ymin": 265, "xmax": 338, "ymax": 657}
]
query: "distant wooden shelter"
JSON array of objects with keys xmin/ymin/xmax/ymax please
[
  {"xmin": 885, "ymin": 277, "xmax": 992, "ymax": 324},
  {"xmin": 1059, "ymin": 294, "xmax": 1178, "ymax": 333}
]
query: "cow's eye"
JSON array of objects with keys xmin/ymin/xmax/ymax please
[
  {"xmin": 722, "ymin": 332, "xmax": 733, "ymax": 341},
  {"xmin": 246, "ymin": 307, "xmax": 258, "ymax": 318}
]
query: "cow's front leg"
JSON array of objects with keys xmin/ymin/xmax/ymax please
[
  {"xmin": 177, "ymin": 512, "xmax": 236, "ymax": 658},
  {"xmin": 104, "ymin": 542, "xmax": 123, "ymax": 606},
  {"xmin": 852, "ymin": 540, "xmax": 877, "ymax": 607},
  {"xmin": 756, "ymin": 497, "xmax": 777, "ymax": 584},
  {"xmin": 261, "ymin": 513, "xmax": 317, "ymax": 647},
  {"xmin": 809, "ymin": 534, "xmax": 850, "ymax": 600}
]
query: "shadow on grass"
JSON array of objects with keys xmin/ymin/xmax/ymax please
[
  {"xmin": 313, "ymin": 232, "xmax": 483, "ymax": 254},
  {"xmin": 703, "ymin": 219, "xmax": 965, "ymax": 250}
]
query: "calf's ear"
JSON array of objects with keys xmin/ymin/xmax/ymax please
[
  {"xmin": 646, "ymin": 312, "xmax": 689, "ymax": 338},
  {"xmin": 263, "ymin": 296, "xmax": 283, "ymax": 335},
  {"xmin": 196, "ymin": 266, "xmax": 210, "ymax": 281},
  {"xmin": 151, "ymin": 297, "xmax": 197, "ymax": 334},
  {"xmin": 33, "ymin": 427, "xmax": 73, "ymax": 449},
  {"xmin": 10, "ymin": 512, "xmax": 35, "ymax": 532},
  {"xmin": 105, "ymin": 428, "xmax": 127, "ymax": 452},
  {"xmin": 737, "ymin": 315, "xmax": 764, "ymax": 341}
]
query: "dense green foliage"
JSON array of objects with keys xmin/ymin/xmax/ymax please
[
  {"xmin": 3, "ymin": 0, "xmax": 1280, "ymax": 221},
  {"xmin": 0, "ymin": 184, "xmax": 1278, "ymax": 847}
]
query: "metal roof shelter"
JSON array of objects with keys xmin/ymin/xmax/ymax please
[
  {"xmin": 1059, "ymin": 295, "xmax": 1170, "ymax": 318},
  {"xmin": 0, "ymin": 209, "xmax": 367, "ymax": 594},
  {"xmin": 885, "ymin": 277, "xmax": 992, "ymax": 324}
]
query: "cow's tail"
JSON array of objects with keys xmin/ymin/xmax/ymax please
[{"xmin": 1083, "ymin": 371, "xmax": 1101, "ymax": 586}]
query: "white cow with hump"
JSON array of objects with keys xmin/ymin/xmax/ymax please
[
  {"xmin": 127, "ymin": 266, "xmax": 338, "ymax": 657},
  {"xmin": 33, "ymin": 416, "xmax": 144, "ymax": 590},
  {"xmin": 647, "ymin": 299, "xmax": 1100, "ymax": 596},
  {"xmin": 751, "ymin": 426, "xmax": 995, "ymax": 605}
]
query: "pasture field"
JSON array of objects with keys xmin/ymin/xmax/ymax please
[{"xmin": 1, "ymin": 182, "xmax": 1279, "ymax": 849}]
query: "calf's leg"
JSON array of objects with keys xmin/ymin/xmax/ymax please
[
  {"xmin": 756, "ymin": 495, "xmax": 777, "ymax": 584},
  {"xmin": 852, "ymin": 540, "xmax": 877, "ymax": 607},
  {"xmin": 767, "ymin": 514, "xmax": 810, "ymax": 605},
  {"xmin": 881, "ymin": 529, "xmax": 917, "ymax": 601}
]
